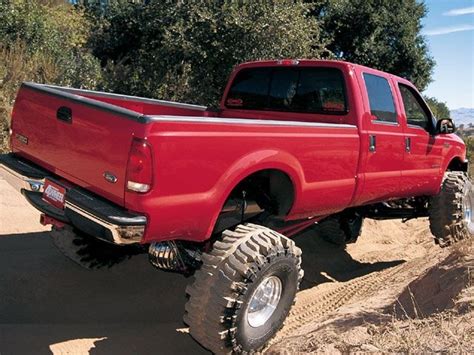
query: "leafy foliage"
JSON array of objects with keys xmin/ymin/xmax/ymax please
[
  {"xmin": 88, "ymin": 1, "xmax": 328, "ymax": 106},
  {"xmin": 314, "ymin": 0, "xmax": 434, "ymax": 90},
  {"xmin": 0, "ymin": 0, "xmax": 101, "ymax": 152},
  {"xmin": 424, "ymin": 96, "xmax": 450, "ymax": 119},
  {"xmin": 0, "ymin": 0, "xmax": 440, "ymax": 153}
]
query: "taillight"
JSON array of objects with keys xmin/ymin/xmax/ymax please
[{"xmin": 126, "ymin": 138, "xmax": 153, "ymax": 193}]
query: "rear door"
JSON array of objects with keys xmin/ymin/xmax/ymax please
[
  {"xmin": 395, "ymin": 82, "xmax": 444, "ymax": 196},
  {"xmin": 355, "ymin": 70, "xmax": 405, "ymax": 205}
]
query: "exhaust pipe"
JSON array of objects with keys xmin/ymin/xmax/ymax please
[{"xmin": 149, "ymin": 241, "xmax": 202, "ymax": 273}]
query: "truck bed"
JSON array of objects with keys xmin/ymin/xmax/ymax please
[
  {"xmin": 10, "ymin": 82, "xmax": 360, "ymax": 242},
  {"xmin": 10, "ymin": 83, "xmax": 208, "ymax": 206}
]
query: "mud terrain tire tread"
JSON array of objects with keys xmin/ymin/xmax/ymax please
[
  {"xmin": 183, "ymin": 223, "xmax": 303, "ymax": 354},
  {"xmin": 429, "ymin": 171, "xmax": 471, "ymax": 247}
]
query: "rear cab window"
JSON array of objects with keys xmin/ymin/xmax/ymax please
[
  {"xmin": 225, "ymin": 67, "xmax": 348, "ymax": 115},
  {"xmin": 363, "ymin": 73, "xmax": 397, "ymax": 123}
]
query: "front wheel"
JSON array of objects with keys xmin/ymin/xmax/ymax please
[
  {"xmin": 429, "ymin": 171, "xmax": 474, "ymax": 247},
  {"xmin": 184, "ymin": 224, "xmax": 303, "ymax": 354}
]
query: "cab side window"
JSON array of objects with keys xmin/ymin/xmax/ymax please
[
  {"xmin": 363, "ymin": 73, "xmax": 397, "ymax": 123},
  {"xmin": 399, "ymin": 84, "xmax": 431, "ymax": 130}
]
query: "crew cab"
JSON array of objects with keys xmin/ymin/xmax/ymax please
[{"xmin": 0, "ymin": 60, "xmax": 469, "ymax": 354}]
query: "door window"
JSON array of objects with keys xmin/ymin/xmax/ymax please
[
  {"xmin": 398, "ymin": 84, "xmax": 431, "ymax": 130},
  {"xmin": 363, "ymin": 73, "xmax": 397, "ymax": 123}
]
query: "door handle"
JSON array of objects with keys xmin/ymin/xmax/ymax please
[
  {"xmin": 405, "ymin": 137, "xmax": 411, "ymax": 152},
  {"xmin": 369, "ymin": 135, "xmax": 376, "ymax": 152}
]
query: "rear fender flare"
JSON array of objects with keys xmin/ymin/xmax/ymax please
[{"xmin": 205, "ymin": 149, "xmax": 305, "ymax": 237}]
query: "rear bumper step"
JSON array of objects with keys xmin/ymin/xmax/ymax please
[{"xmin": 0, "ymin": 153, "xmax": 146, "ymax": 245}]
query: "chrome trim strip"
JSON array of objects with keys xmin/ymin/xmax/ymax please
[
  {"xmin": 65, "ymin": 202, "xmax": 144, "ymax": 245},
  {"xmin": 371, "ymin": 120, "xmax": 400, "ymax": 127},
  {"xmin": 41, "ymin": 83, "xmax": 208, "ymax": 111},
  {"xmin": 148, "ymin": 115, "xmax": 357, "ymax": 129}
]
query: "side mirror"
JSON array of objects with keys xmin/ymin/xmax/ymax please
[{"xmin": 436, "ymin": 118, "xmax": 456, "ymax": 134}]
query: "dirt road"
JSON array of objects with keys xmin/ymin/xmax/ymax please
[
  {"xmin": 1, "ymin": 176, "xmax": 471, "ymax": 354},
  {"xmin": 0, "ymin": 178, "xmax": 208, "ymax": 355}
]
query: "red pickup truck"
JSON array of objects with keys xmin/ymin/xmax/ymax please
[{"xmin": 0, "ymin": 59, "xmax": 470, "ymax": 353}]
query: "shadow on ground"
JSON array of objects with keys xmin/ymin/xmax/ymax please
[
  {"xmin": 0, "ymin": 228, "xmax": 405, "ymax": 354},
  {"xmin": 293, "ymin": 226, "xmax": 405, "ymax": 290},
  {"xmin": 0, "ymin": 232, "xmax": 208, "ymax": 355}
]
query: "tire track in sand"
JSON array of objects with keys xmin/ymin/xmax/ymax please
[{"xmin": 272, "ymin": 252, "xmax": 440, "ymax": 343}]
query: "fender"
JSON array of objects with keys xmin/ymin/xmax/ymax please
[
  {"xmin": 204, "ymin": 149, "xmax": 305, "ymax": 238},
  {"xmin": 436, "ymin": 135, "xmax": 467, "ymax": 192}
]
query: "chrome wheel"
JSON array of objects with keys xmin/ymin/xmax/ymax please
[
  {"xmin": 463, "ymin": 184, "xmax": 474, "ymax": 234},
  {"xmin": 246, "ymin": 275, "xmax": 282, "ymax": 328}
]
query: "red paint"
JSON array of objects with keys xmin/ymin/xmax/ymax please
[
  {"xmin": 40, "ymin": 213, "xmax": 65, "ymax": 229},
  {"xmin": 10, "ymin": 60, "xmax": 466, "ymax": 244}
]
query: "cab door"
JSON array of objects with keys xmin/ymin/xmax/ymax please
[
  {"xmin": 353, "ymin": 70, "xmax": 406, "ymax": 206},
  {"xmin": 395, "ymin": 82, "xmax": 444, "ymax": 196}
]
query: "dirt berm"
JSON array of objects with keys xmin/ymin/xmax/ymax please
[{"xmin": 0, "ymin": 177, "xmax": 472, "ymax": 354}]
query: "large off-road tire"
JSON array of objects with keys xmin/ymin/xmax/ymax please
[
  {"xmin": 429, "ymin": 171, "xmax": 474, "ymax": 247},
  {"xmin": 316, "ymin": 213, "xmax": 363, "ymax": 246},
  {"xmin": 184, "ymin": 224, "xmax": 303, "ymax": 354}
]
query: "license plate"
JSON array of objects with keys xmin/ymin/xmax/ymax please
[{"xmin": 42, "ymin": 179, "xmax": 66, "ymax": 209}]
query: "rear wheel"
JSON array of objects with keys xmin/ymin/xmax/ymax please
[
  {"xmin": 429, "ymin": 171, "xmax": 474, "ymax": 247},
  {"xmin": 316, "ymin": 213, "xmax": 363, "ymax": 246},
  {"xmin": 184, "ymin": 224, "xmax": 303, "ymax": 354}
]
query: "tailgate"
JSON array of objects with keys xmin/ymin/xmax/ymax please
[{"xmin": 10, "ymin": 83, "xmax": 147, "ymax": 206}]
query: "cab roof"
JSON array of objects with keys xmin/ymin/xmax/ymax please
[{"xmin": 235, "ymin": 59, "xmax": 413, "ymax": 87}]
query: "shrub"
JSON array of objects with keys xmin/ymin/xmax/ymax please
[
  {"xmin": 0, "ymin": 0, "xmax": 101, "ymax": 152},
  {"xmin": 89, "ymin": 1, "xmax": 329, "ymax": 106}
]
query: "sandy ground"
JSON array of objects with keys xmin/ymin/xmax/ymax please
[
  {"xmin": 0, "ymin": 178, "xmax": 208, "ymax": 355},
  {"xmin": 1, "ymin": 176, "xmax": 472, "ymax": 354},
  {"xmin": 267, "ymin": 210, "xmax": 473, "ymax": 353}
]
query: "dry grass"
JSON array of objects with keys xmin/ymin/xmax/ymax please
[
  {"xmin": 269, "ymin": 239, "xmax": 474, "ymax": 354},
  {"xmin": 0, "ymin": 41, "xmax": 66, "ymax": 153},
  {"xmin": 289, "ymin": 304, "xmax": 474, "ymax": 354},
  {"xmin": 366, "ymin": 242, "xmax": 472, "ymax": 353},
  {"xmin": 367, "ymin": 307, "xmax": 473, "ymax": 353}
]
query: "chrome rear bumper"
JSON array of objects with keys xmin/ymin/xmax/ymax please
[
  {"xmin": 0, "ymin": 156, "xmax": 45, "ymax": 193},
  {"xmin": 0, "ymin": 153, "xmax": 146, "ymax": 245}
]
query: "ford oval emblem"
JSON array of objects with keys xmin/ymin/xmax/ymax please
[{"xmin": 103, "ymin": 171, "xmax": 118, "ymax": 183}]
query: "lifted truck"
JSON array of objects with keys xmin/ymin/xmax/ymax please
[{"xmin": 0, "ymin": 59, "xmax": 470, "ymax": 353}]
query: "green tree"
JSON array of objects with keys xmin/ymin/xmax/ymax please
[
  {"xmin": 314, "ymin": 0, "xmax": 434, "ymax": 90},
  {"xmin": 88, "ymin": 1, "xmax": 328, "ymax": 106},
  {"xmin": 424, "ymin": 96, "xmax": 450, "ymax": 119}
]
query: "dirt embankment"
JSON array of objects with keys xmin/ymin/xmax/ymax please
[
  {"xmin": 267, "ymin": 219, "xmax": 474, "ymax": 353},
  {"xmin": 1, "ymin": 177, "xmax": 473, "ymax": 354}
]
